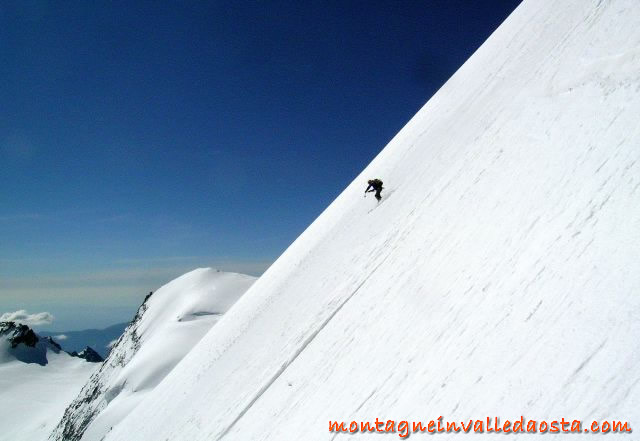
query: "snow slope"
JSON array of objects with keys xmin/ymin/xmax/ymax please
[
  {"xmin": 0, "ymin": 325, "xmax": 98, "ymax": 441},
  {"xmin": 105, "ymin": 1, "xmax": 640, "ymax": 440},
  {"xmin": 49, "ymin": 268, "xmax": 255, "ymax": 441}
]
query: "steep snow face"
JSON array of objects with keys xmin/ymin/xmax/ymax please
[
  {"xmin": 106, "ymin": 1, "xmax": 640, "ymax": 441},
  {"xmin": 49, "ymin": 268, "xmax": 255, "ymax": 441},
  {"xmin": 0, "ymin": 323, "xmax": 98, "ymax": 441}
]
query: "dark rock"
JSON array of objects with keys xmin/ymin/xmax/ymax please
[
  {"xmin": 45, "ymin": 336, "xmax": 62, "ymax": 351},
  {"xmin": 78, "ymin": 347, "xmax": 104, "ymax": 363},
  {"xmin": 69, "ymin": 346, "xmax": 104, "ymax": 363},
  {"xmin": 0, "ymin": 321, "xmax": 39, "ymax": 348},
  {"xmin": 49, "ymin": 295, "xmax": 149, "ymax": 441},
  {"xmin": 142, "ymin": 291, "xmax": 153, "ymax": 304}
]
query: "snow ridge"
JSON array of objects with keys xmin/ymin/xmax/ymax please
[
  {"xmin": 48, "ymin": 294, "xmax": 149, "ymax": 441},
  {"xmin": 48, "ymin": 268, "xmax": 255, "ymax": 441}
]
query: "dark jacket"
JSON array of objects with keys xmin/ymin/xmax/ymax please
[{"xmin": 365, "ymin": 179, "xmax": 383, "ymax": 192}]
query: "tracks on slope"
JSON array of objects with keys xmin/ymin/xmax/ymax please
[{"xmin": 213, "ymin": 254, "xmax": 392, "ymax": 441}]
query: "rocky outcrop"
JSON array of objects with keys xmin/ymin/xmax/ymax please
[
  {"xmin": 69, "ymin": 347, "xmax": 104, "ymax": 363},
  {"xmin": 45, "ymin": 337, "xmax": 63, "ymax": 352},
  {"xmin": 0, "ymin": 322, "xmax": 39, "ymax": 348},
  {"xmin": 48, "ymin": 298, "xmax": 148, "ymax": 441},
  {"xmin": 0, "ymin": 321, "xmax": 64, "ymax": 365}
]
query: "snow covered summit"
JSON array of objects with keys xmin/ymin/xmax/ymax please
[
  {"xmin": 0, "ymin": 322, "xmax": 99, "ymax": 441},
  {"xmin": 49, "ymin": 268, "xmax": 255, "ymax": 441},
  {"xmin": 102, "ymin": 1, "xmax": 639, "ymax": 440},
  {"xmin": 0, "ymin": 321, "xmax": 101, "ymax": 366},
  {"xmin": 0, "ymin": 321, "xmax": 43, "ymax": 364}
]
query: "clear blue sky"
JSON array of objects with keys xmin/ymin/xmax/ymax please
[{"xmin": 0, "ymin": 0, "xmax": 521, "ymax": 331}]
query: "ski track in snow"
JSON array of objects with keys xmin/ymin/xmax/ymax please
[{"xmin": 215, "ymin": 255, "xmax": 391, "ymax": 440}]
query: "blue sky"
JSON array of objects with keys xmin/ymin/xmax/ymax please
[{"xmin": 1, "ymin": 0, "xmax": 521, "ymax": 331}]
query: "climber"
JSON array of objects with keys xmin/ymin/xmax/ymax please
[{"xmin": 365, "ymin": 179, "xmax": 384, "ymax": 201}]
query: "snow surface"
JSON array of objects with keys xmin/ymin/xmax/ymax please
[
  {"xmin": 0, "ymin": 332, "xmax": 97, "ymax": 441},
  {"xmin": 101, "ymin": 1, "xmax": 640, "ymax": 440},
  {"xmin": 49, "ymin": 268, "xmax": 255, "ymax": 441}
]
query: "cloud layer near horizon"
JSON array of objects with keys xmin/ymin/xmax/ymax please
[{"xmin": 0, "ymin": 309, "xmax": 54, "ymax": 326}]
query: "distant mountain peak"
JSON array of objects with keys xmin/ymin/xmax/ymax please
[
  {"xmin": 69, "ymin": 347, "xmax": 104, "ymax": 363},
  {"xmin": 45, "ymin": 337, "xmax": 62, "ymax": 352},
  {"xmin": 0, "ymin": 321, "xmax": 67, "ymax": 365},
  {"xmin": 0, "ymin": 325, "xmax": 99, "ymax": 441},
  {"xmin": 0, "ymin": 321, "xmax": 39, "ymax": 349}
]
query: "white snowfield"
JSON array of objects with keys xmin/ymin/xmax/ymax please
[
  {"xmin": 104, "ymin": 1, "xmax": 640, "ymax": 440},
  {"xmin": 48, "ymin": 268, "xmax": 256, "ymax": 441},
  {"xmin": 0, "ymin": 332, "xmax": 98, "ymax": 441}
]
